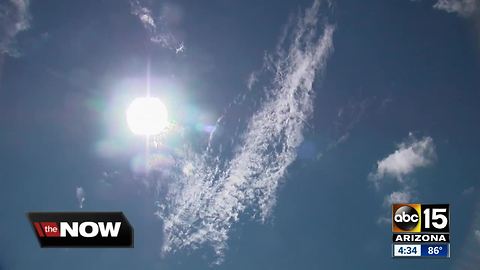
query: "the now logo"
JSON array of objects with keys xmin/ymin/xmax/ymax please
[
  {"xmin": 28, "ymin": 212, "xmax": 133, "ymax": 247},
  {"xmin": 33, "ymin": 221, "xmax": 121, "ymax": 238}
]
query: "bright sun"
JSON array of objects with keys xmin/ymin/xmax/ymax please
[{"xmin": 126, "ymin": 97, "xmax": 169, "ymax": 135}]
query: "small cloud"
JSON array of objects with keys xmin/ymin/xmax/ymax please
[
  {"xmin": 381, "ymin": 98, "xmax": 393, "ymax": 109},
  {"xmin": 246, "ymin": 72, "xmax": 258, "ymax": 90},
  {"xmin": 333, "ymin": 132, "xmax": 349, "ymax": 147},
  {"xmin": 130, "ymin": 1, "xmax": 156, "ymax": 32},
  {"xmin": 330, "ymin": 96, "xmax": 377, "ymax": 150},
  {"xmin": 0, "ymin": 0, "xmax": 31, "ymax": 56},
  {"xmin": 378, "ymin": 189, "xmax": 414, "ymax": 225},
  {"xmin": 175, "ymin": 42, "xmax": 185, "ymax": 54},
  {"xmin": 370, "ymin": 134, "xmax": 436, "ymax": 186},
  {"xmin": 130, "ymin": 0, "xmax": 185, "ymax": 51},
  {"xmin": 384, "ymin": 190, "xmax": 413, "ymax": 207},
  {"xmin": 140, "ymin": 13, "xmax": 155, "ymax": 28},
  {"xmin": 463, "ymin": 186, "xmax": 475, "ymax": 195},
  {"xmin": 475, "ymin": 230, "xmax": 480, "ymax": 243},
  {"xmin": 76, "ymin": 187, "xmax": 85, "ymax": 209},
  {"xmin": 377, "ymin": 216, "xmax": 391, "ymax": 225},
  {"xmin": 433, "ymin": 0, "xmax": 478, "ymax": 17},
  {"xmin": 370, "ymin": 133, "xmax": 435, "ymax": 223}
]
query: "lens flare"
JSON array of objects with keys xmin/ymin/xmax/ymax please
[{"xmin": 126, "ymin": 97, "xmax": 169, "ymax": 135}]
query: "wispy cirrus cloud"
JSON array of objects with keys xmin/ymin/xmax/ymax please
[
  {"xmin": 130, "ymin": 0, "xmax": 185, "ymax": 53},
  {"xmin": 156, "ymin": 0, "xmax": 335, "ymax": 263},
  {"xmin": 0, "ymin": 0, "xmax": 30, "ymax": 57}
]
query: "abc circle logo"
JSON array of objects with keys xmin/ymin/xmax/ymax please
[
  {"xmin": 394, "ymin": 205, "xmax": 419, "ymax": 231},
  {"xmin": 392, "ymin": 204, "xmax": 422, "ymax": 232}
]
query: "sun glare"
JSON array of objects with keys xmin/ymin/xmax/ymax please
[{"xmin": 126, "ymin": 97, "xmax": 169, "ymax": 135}]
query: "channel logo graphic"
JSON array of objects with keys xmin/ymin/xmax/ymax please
[
  {"xmin": 392, "ymin": 204, "xmax": 449, "ymax": 233},
  {"xmin": 27, "ymin": 212, "xmax": 133, "ymax": 247},
  {"xmin": 391, "ymin": 203, "xmax": 450, "ymax": 258}
]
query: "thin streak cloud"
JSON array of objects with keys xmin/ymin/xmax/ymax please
[{"xmin": 76, "ymin": 187, "xmax": 85, "ymax": 209}]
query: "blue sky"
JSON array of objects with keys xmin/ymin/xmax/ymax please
[{"xmin": 0, "ymin": 0, "xmax": 480, "ymax": 269}]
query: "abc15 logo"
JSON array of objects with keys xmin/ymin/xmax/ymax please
[{"xmin": 392, "ymin": 204, "xmax": 450, "ymax": 233}]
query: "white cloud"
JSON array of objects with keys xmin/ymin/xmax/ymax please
[
  {"xmin": 377, "ymin": 190, "xmax": 414, "ymax": 225},
  {"xmin": 377, "ymin": 216, "xmax": 391, "ymax": 225},
  {"xmin": 76, "ymin": 186, "xmax": 85, "ymax": 209},
  {"xmin": 328, "ymin": 96, "xmax": 376, "ymax": 150},
  {"xmin": 377, "ymin": 189, "xmax": 414, "ymax": 224},
  {"xmin": 246, "ymin": 71, "xmax": 258, "ymax": 90},
  {"xmin": 384, "ymin": 190, "xmax": 413, "ymax": 206},
  {"xmin": 0, "ymin": 0, "xmax": 30, "ymax": 56},
  {"xmin": 370, "ymin": 134, "xmax": 436, "ymax": 186},
  {"xmin": 463, "ymin": 186, "xmax": 475, "ymax": 195},
  {"xmin": 475, "ymin": 230, "xmax": 480, "ymax": 242},
  {"xmin": 130, "ymin": 0, "xmax": 184, "ymax": 52},
  {"xmin": 156, "ymin": 0, "xmax": 335, "ymax": 263},
  {"xmin": 370, "ymin": 134, "xmax": 436, "ymax": 224},
  {"xmin": 433, "ymin": 0, "xmax": 478, "ymax": 17},
  {"xmin": 175, "ymin": 42, "xmax": 185, "ymax": 54}
]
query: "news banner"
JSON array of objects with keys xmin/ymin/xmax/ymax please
[{"xmin": 391, "ymin": 204, "xmax": 450, "ymax": 258}]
